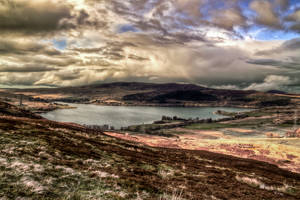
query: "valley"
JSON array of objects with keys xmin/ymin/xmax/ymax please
[
  {"xmin": 0, "ymin": 100, "xmax": 300, "ymax": 199},
  {"xmin": 0, "ymin": 82, "xmax": 300, "ymax": 199}
]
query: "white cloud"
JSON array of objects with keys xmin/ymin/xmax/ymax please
[{"xmin": 245, "ymin": 75, "xmax": 295, "ymax": 91}]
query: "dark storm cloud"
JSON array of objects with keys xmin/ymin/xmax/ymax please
[
  {"xmin": 247, "ymin": 59, "xmax": 300, "ymax": 70},
  {"xmin": 55, "ymin": 72, "xmax": 81, "ymax": 81},
  {"xmin": 78, "ymin": 59, "xmax": 112, "ymax": 67},
  {"xmin": 128, "ymin": 54, "xmax": 149, "ymax": 61},
  {"xmin": 110, "ymin": 0, "xmax": 298, "ymax": 35},
  {"xmin": 0, "ymin": 0, "xmax": 72, "ymax": 33},
  {"xmin": 107, "ymin": 0, "xmax": 246, "ymax": 43},
  {"xmin": 0, "ymin": 64, "xmax": 58, "ymax": 72},
  {"xmin": 275, "ymin": 0, "xmax": 290, "ymax": 11},
  {"xmin": 285, "ymin": 9, "xmax": 300, "ymax": 22},
  {"xmin": 0, "ymin": 72, "xmax": 43, "ymax": 85},
  {"xmin": 248, "ymin": 39, "xmax": 300, "ymax": 82},
  {"xmin": 19, "ymin": 56, "xmax": 79, "ymax": 67},
  {"xmin": 211, "ymin": 7, "xmax": 247, "ymax": 31},
  {"xmin": 72, "ymin": 47, "xmax": 103, "ymax": 53},
  {"xmin": 244, "ymin": 74, "xmax": 297, "ymax": 91},
  {"xmin": 0, "ymin": 39, "xmax": 60, "ymax": 55},
  {"xmin": 0, "ymin": 0, "xmax": 107, "ymax": 35},
  {"xmin": 255, "ymin": 38, "xmax": 300, "ymax": 55},
  {"xmin": 245, "ymin": 37, "xmax": 300, "ymax": 91},
  {"xmin": 285, "ymin": 9, "xmax": 300, "ymax": 32},
  {"xmin": 250, "ymin": 0, "xmax": 282, "ymax": 28},
  {"xmin": 281, "ymin": 38, "xmax": 300, "ymax": 50}
]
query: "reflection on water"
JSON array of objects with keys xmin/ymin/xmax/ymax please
[{"xmin": 41, "ymin": 104, "xmax": 251, "ymax": 129}]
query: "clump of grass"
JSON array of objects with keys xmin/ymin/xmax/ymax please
[
  {"xmin": 159, "ymin": 189, "xmax": 185, "ymax": 200},
  {"xmin": 140, "ymin": 164, "xmax": 155, "ymax": 171},
  {"xmin": 158, "ymin": 164, "xmax": 174, "ymax": 179},
  {"xmin": 235, "ymin": 175, "xmax": 298, "ymax": 196},
  {"xmin": 185, "ymin": 123, "xmax": 239, "ymax": 130}
]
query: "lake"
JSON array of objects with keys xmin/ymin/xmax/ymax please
[{"xmin": 41, "ymin": 104, "xmax": 251, "ymax": 129}]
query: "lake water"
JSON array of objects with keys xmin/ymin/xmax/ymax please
[{"xmin": 41, "ymin": 104, "xmax": 251, "ymax": 129}]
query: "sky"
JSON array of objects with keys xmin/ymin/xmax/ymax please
[{"xmin": 0, "ymin": 0, "xmax": 300, "ymax": 92}]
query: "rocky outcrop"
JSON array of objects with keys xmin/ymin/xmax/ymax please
[
  {"xmin": 265, "ymin": 132, "xmax": 281, "ymax": 138},
  {"xmin": 0, "ymin": 101, "xmax": 42, "ymax": 119},
  {"xmin": 285, "ymin": 128, "xmax": 300, "ymax": 138}
]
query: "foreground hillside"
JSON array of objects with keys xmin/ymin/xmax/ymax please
[
  {"xmin": 108, "ymin": 104, "xmax": 300, "ymax": 174},
  {"xmin": 0, "ymin": 101, "xmax": 299, "ymax": 199},
  {"xmin": 7, "ymin": 82, "xmax": 293, "ymax": 108}
]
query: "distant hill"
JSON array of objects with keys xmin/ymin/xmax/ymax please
[
  {"xmin": 0, "ymin": 101, "xmax": 41, "ymax": 119},
  {"xmin": 267, "ymin": 90, "xmax": 287, "ymax": 95},
  {"xmin": 7, "ymin": 82, "xmax": 293, "ymax": 108}
]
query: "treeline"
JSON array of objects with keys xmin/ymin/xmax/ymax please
[
  {"xmin": 84, "ymin": 124, "xmax": 115, "ymax": 131},
  {"xmin": 121, "ymin": 113, "xmax": 249, "ymax": 136}
]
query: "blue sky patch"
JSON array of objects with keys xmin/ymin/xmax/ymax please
[
  {"xmin": 117, "ymin": 25, "xmax": 139, "ymax": 33},
  {"xmin": 53, "ymin": 39, "xmax": 67, "ymax": 50}
]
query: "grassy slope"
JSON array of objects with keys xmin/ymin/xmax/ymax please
[{"xmin": 0, "ymin": 103, "xmax": 300, "ymax": 199}]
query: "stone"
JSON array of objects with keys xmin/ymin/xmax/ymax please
[
  {"xmin": 265, "ymin": 132, "xmax": 280, "ymax": 138},
  {"xmin": 285, "ymin": 129, "xmax": 300, "ymax": 138}
]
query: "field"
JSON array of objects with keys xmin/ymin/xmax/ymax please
[{"xmin": 107, "ymin": 103, "xmax": 300, "ymax": 174}]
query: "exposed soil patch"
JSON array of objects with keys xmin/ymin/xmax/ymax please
[{"xmin": 105, "ymin": 130, "xmax": 300, "ymax": 174}]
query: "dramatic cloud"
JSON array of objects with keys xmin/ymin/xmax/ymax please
[
  {"xmin": 212, "ymin": 8, "xmax": 247, "ymax": 30},
  {"xmin": 0, "ymin": 0, "xmax": 72, "ymax": 33},
  {"xmin": 275, "ymin": 0, "xmax": 290, "ymax": 11},
  {"xmin": 286, "ymin": 9, "xmax": 300, "ymax": 22},
  {"xmin": 245, "ymin": 75, "xmax": 297, "ymax": 91},
  {"xmin": 0, "ymin": 0, "xmax": 299, "ymax": 92},
  {"xmin": 174, "ymin": 0, "xmax": 204, "ymax": 18},
  {"xmin": 250, "ymin": 0, "xmax": 282, "ymax": 28},
  {"xmin": 0, "ymin": 39, "xmax": 60, "ymax": 55},
  {"xmin": 251, "ymin": 38, "xmax": 300, "ymax": 71},
  {"xmin": 285, "ymin": 8, "xmax": 300, "ymax": 32},
  {"xmin": 0, "ymin": 64, "xmax": 57, "ymax": 73}
]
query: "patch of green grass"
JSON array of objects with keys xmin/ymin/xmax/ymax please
[
  {"xmin": 185, "ymin": 118, "xmax": 274, "ymax": 130},
  {"xmin": 246, "ymin": 111, "xmax": 270, "ymax": 117},
  {"xmin": 185, "ymin": 123, "xmax": 240, "ymax": 130},
  {"xmin": 284, "ymin": 187, "xmax": 298, "ymax": 196},
  {"xmin": 157, "ymin": 164, "xmax": 175, "ymax": 179},
  {"xmin": 165, "ymin": 130, "xmax": 186, "ymax": 135},
  {"xmin": 141, "ymin": 164, "xmax": 156, "ymax": 171},
  {"xmin": 277, "ymin": 123, "xmax": 294, "ymax": 128}
]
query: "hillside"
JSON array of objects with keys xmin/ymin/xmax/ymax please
[
  {"xmin": 7, "ymin": 82, "xmax": 292, "ymax": 108},
  {"xmin": 0, "ymin": 101, "xmax": 41, "ymax": 119},
  {"xmin": 0, "ymin": 101, "xmax": 300, "ymax": 199}
]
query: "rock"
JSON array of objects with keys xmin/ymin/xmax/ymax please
[
  {"xmin": 265, "ymin": 132, "xmax": 280, "ymax": 138},
  {"xmin": 285, "ymin": 129, "xmax": 300, "ymax": 138}
]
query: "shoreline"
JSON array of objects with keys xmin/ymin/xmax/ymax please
[
  {"xmin": 52, "ymin": 100, "xmax": 258, "ymax": 109},
  {"xmin": 39, "ymin": 103, "xmax": 253, "ymax": 130}
]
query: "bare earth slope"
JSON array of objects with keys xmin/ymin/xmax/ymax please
[{"xmin": 0, "ymin": 102, "xmax": 299, "ymax": 199}]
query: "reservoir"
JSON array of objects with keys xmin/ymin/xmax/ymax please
[{"xmin": 41, "ymin": 104, "xmax": 251, "ymax": 129}]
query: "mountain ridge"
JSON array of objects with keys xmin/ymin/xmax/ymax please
[{"xmin": 6, "ymin": 82, "xmax": 292, "ymax": 108}]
